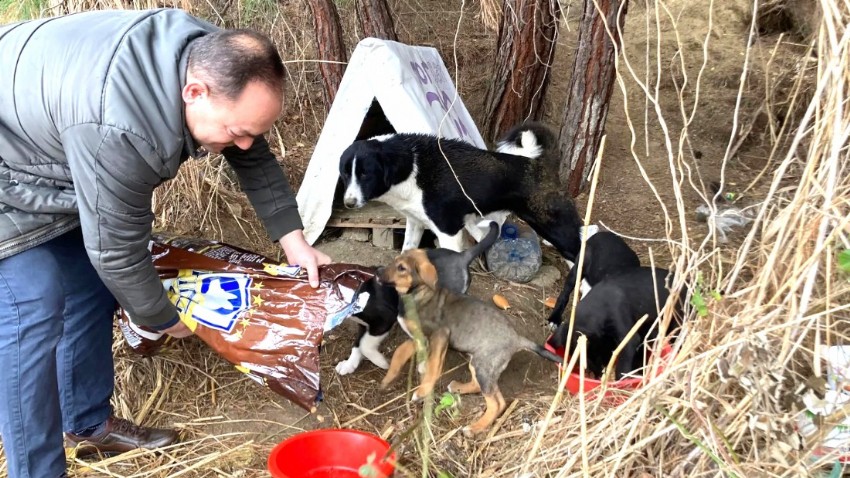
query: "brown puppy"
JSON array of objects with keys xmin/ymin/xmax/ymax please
[{"xmin": 378, "ymin": 249, "xmax": 561, "ymax": 436}]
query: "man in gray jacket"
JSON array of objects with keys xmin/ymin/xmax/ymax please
[{"xmin": 0, "ymin": 8, "xmax": 331, "ymax": 477}]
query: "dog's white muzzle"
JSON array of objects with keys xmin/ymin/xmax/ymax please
[{"xmin": 343, "ymin": 181, "xmax": 365, "ymax": 208}]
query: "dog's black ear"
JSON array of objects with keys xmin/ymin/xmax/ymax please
[
  {"xmin": 416, "ymin": 258, "xmax": 438, "ymax": 289},
  {"xmin": 380, "ymin": 151, "xmax": 395, "ymax": 186}
]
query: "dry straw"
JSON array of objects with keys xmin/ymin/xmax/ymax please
[
  {"xmin": 478, "ymin": 0, "xmax": 502, "ymax": 32},
  {"xmin": 478, "ymin": 1, "xmax": 850, "ymax": 476}
]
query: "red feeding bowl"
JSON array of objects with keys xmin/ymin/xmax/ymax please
[
  {"xmin": 268, "ymin": 429, "xmax": 396, "ymax": 478},
  {"xmin": 545, "ymin": 335, "xmax": 673, "ymax": 403}
]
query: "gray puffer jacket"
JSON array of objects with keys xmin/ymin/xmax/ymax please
[{"xmin": 0, "ymin": 9, "xmax": 303, "ymax": 327}]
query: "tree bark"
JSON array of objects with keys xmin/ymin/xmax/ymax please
[
  {"xmin": 482, "ymin": 0, "xmax": 560, "ymax": 143},
  {"xmin": 355, "ymin": 0, "xmax": 398, "ymax": 41},
  {"xmin": 305, "ymin": 0, "xmax": 348, "ymax": 110},
  {"xmin": 558, "ymin": 0, "xmax": 629, "ymax": 196}
]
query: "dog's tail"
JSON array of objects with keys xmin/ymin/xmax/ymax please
[
  {"xmin": 460, "ymin": 220, "xmax": 500, "ymax": 266},
  {"xmin": 495, "ymin": 122, "xmax": 558, "ymax": 161},
  {"xmin": 522, "ymin": 338, "xmax": 563, "ymax": 364}
]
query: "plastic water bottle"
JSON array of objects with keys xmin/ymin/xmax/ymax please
[{"xmin": 485, "ymin": 222, "xmax": 542, "ymax": 283}]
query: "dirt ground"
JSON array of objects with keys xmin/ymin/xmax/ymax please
[{"xmin": 111, "ymin": 0, "xmax": 813, "ymax": 474}]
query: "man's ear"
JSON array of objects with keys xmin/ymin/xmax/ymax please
[
  {"xmin": 415, "ymin": 259, "xmax": 438, "ymax": 289},
  {"xmin": 182, "ymin": 80, "xmax": 209, "ymax": 104}
]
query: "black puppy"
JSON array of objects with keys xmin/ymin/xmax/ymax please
[
  {"xmin": 546, "ymin": 231, "xmax": 641, "ymax": 329},
  {"xmin": 335, "ymin": 221, "xmax": 499, "ymax": 375},
  {"xmin": 548, "ymin": 266, "xmax": 682, "ymax": 379}
]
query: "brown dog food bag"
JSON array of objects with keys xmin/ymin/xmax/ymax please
[{"xmin": 118, "ymin": 234, "xmax": 375, "ymax": 411}]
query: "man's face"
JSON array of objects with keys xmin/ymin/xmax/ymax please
[{"xmin": 183, "ymin": 78, "xmax": 282, "ymax": 154}]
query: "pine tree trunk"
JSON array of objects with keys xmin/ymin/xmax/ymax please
[
  {"xmin": 558, "ymin": 0, "xmax": 629, "ymax": 195},
  {"xmin": 305, "ymin": 0, "xmax": 348, "ymax": 110},
  {"xmin": 482, "ymin": 0, "xmax": 560, "ymax": 142},
  {"xmin": 355, "ymin": 0, "xmax": 398, "ymax": 41}
]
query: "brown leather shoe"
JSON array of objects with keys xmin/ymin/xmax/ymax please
[{"xmin": 65, "ymin": 416, "xmax": 179, "ymax": 457}]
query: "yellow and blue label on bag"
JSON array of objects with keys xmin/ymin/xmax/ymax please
[{"xmin": 164, "ymin": 270, "xmax": 253, "ymax": 333}]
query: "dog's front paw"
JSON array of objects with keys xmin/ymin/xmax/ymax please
[
  {"xmin": 362, "ymin": 351, "xmax": 389, "ymax": 370},
  {"xmin": 546, "ymin": 321, "xmax": 559, "ymax": 332},
  {"xmin": 417, "ymin": 361, "xmax": 427, "ymax": 375},
  {"xmin": 372, "ymin": 356, "xmax": 390, "ymax": 370},
  {"xmin": 447, "ymin": 380, "xmax": 461, "ymax": 394},
  {"xmin": 335, "ymin": 358, "xmax": 359, "ymax": 376},
  {"xmin": 412, "ymin": 384, "xmax": 434, "ymax": 401},
  {"xmin": 461, "ymin": 426, "xmax": 475, "ymax": 438}
]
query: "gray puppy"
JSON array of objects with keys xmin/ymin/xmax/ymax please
[{"xmin": 378, "ymin": 249, "xmax": 561, "ymax": 436}]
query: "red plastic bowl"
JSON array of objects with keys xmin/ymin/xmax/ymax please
[
  {"xmin": 268, "ymin": 429, "xmax": 396, "ymax": 478},
  {"xmin": 545, "ymin": 335, "xmax": 673, "ymax": 402}
]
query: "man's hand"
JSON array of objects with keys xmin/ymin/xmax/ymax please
[
  {"xmin": 161, "ymin": 321, "xmax": 193, "ymax": 338},
  {"xmin": 279, "ymin": 229, "xmax": 332, "ymax": 287}
]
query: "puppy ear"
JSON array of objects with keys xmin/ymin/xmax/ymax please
[
  {"xmin": 381, "ymin": 152, "xmax": 395, "ymax": 186},
  {"xmin": 416, "ymin": 259, "xmax": 438, "ymax": 289}
]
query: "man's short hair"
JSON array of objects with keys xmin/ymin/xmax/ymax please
[{"xmin": 187, "ymin": 29, "xmax": 285, "ymax": 100}]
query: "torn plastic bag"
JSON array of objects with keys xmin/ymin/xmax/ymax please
[{"xmin": 118, "ymin": 234, "xmax": 376, "ymax": 411}]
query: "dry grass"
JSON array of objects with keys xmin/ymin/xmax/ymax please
[
  {"xmin": 0, "ymin": 0, "xmax": 846, "ymax": 476},
  {"xmin": 474, "ymin": 1, "xmax": 849, "ymax": 476},
  {"xmin": 477, "ymin": 0, "xmax": 501, "ymax": 32},
  {"xmin": 59, "ymin": 335, "xmax": 316, "ymax": 477}
]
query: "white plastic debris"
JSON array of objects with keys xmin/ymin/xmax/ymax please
[
  {"xmin": 797, "ymin": 346, "xmax": 850, "ymax": 462},
  {"xmin": 695, "ymin": 204, "xmax": 755, "ymax": 242}
]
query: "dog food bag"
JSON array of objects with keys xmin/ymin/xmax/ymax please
[
  {"xmin": 485, "ymin": 222, "xmax": 542, "ymax": 283},
  {"xmin": 118, "ymin": 234, "xmax": 375, "ymax": 411}
]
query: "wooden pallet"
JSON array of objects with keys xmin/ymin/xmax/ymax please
[{"xmin": 326, "ymin": 202, "xmax": 406, "ymax": 248}]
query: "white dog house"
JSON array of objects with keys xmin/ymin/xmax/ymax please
[{"xmin": 296, "ymin": 37, "xmax": 488, "ymax": 247}]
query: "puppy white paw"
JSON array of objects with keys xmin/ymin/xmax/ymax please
[
  {"xmin": 412, "ymin": 390, "xmax": 423, "ymax": 402},
  {"xmin": 547, "ymin": 322, "xmax": 559, "ymax": 332},
  {"xmin": 368, "ymin": 355, "xmax": 390, "ymax": 370},
  {"xmin": 447, "ymin": 380, "xmax": 460, "ymax": 394},
  {"xmin": 360, "ymin": 333, "xmax": 389, "ymax": 369},
  {"xmin": 462, "ymin": 426, "xmax": 474, "ymax": 438},
  {"xmin": 335, "ymin": 359, "xmax": 359, "ymax": 376},
  {"xmin": 417, "ymin": 361, "xmax": 427, "ymax": 375}
]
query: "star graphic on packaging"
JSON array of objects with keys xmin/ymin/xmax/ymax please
[
  {"xmin": 253, "ymin": 295, "xmax": 265, "ymax": 306},
  {"xmin": 240, "ymin": 318, "xmax": 251, "ymax": 328},
  {"xmin": 252, "ymin": 282, "xmax": 265, "ymax": 291}
]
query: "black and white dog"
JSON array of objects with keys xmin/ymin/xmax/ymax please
[
  {"xmin": 338, "ymin": 122, "xmax": 583, "ymax": 263},
  {"xmin": 335, "ymin": 221, "xmax": 500, "ymax": 375}
]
